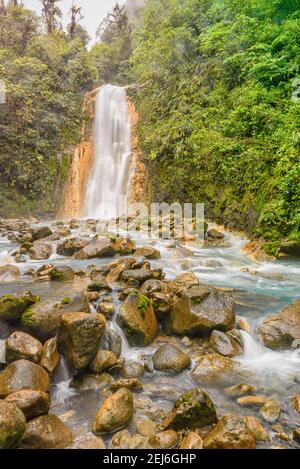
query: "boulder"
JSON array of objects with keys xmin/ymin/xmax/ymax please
[
  {"xmin": 110, "ymin": 378, "xmax": 143, "ymax": 392},
  {"xmin": 243, "ymin": 416, "xmax": 269, "ymax": 442},
  {"xmin": 169, "ymin": 290, "xmax": 235, "ymax": 336},
  {"xmin": 5, "ymin": 331, "xmax": 43, "ymax": 364},
  {"xmin": 123, "ymin": 361, "xmax": 144, "ymax": 379},
  {"xmin": 0, "ymin": 360, "xmax": 49, "ymax": 398},
  {"xmin": 90, "ymin": 350, "xmax": 117, "ymax": 373},
  {"xmin": 210, "ymin": 329, "xmax": 243, "ymax": 357},
  {"xmin": 203, "ymin": 415, "xmax": 256, "ymax": 449},
  {"xmin": 149, "ymin": 430, "xmax": 179, "ymax": 449},
  {"xmin": 225, "ymin": 383, "xmax": 257, "ymax": 397},
  {"xmin": 121, "ymin": 269, "xmax": 153, "ymax": 285},
  {"xmin": 87, "ymin": 278, "xmax": 111, "ymax": 292},
  {"xmin": 0, "ymin": 265, "xmax": 21, "ymax": 282},
  {"xmin": 49, "ymin": 266, "xmax": 75, "ymax": 281},
  {"xmin": 100, "ymin": 329, "xmax": 122, "ymax": 358},
  {"xmin": 106, "ymin": 259, "xmax": 134, "ymax": 283},
  {"xmin": 111, "ymin": 430, "xmax": 148, "ymax": 449},
  {"xmin": 260, "ymin": 400, "xmax": 281, "ymax": 423},
  {"xmin": 134, "ymin": 246, "xmax": 161, "ymax": 259},
  {"xmin": 0, "ymin": 291, "xmax": 39, "ymax": 322},
  {"xmin": 135, "ymin": 418, "xmax": 157, "ymax": 437},
  {"xmin": 93, "ymin": 388, "xmax": 133, "ymax": 434},
  {"xmin": 258, "ymin": 300, "xmax": 300, "ymax": 349},
  {"xmin": 237, "ymin": 396, "xmax": 269, "ymax": 408},
  {"xmin": 117, "ymin": 293, "xmax": 157, "ymax": 347},
  {"xmin": 206, "ymin": 228, "xmax": 225, "ymax": 240},
  {"xmin": 97, "ymin": 302, "xmax": 115, "ymax": 318},
  {"xmin": 291, "ymin": 396, "xmax": 300, "ymax": 414},
  {"xmin": 152, "ymin": 344, "xmax": 191, "ymax": 372},
  {"xmin": 28, "ymin": 242, "xmax": 52, "ymax": 260},
  {"xmin": 21, "ymin": 293, "xmax": 90, "ymax": 340},
  {"xmin": 20, "ymin": 414, "xmax": 72, "ymax": 449},
  {"xmin": 4, "ymin": 390, "xmax": 50, "ymax": 421},
  {"xmin": 160, "ymin": 388, "xmax": 218, "ymax": 430},
  {"xmin": 31, "ymin": 226, "xmax": 53, "ymax": 241},
  {"xmin": 59, "ymin": 312, "xmax": 106, "ymax": 372},
  {"xmin": 40, "ymin": 338, "xmax": 60, "ymax": 374},
  {"xmin": 0, "ymin": 401, "xmax": 26, "ymax": 448},
  {"xmin": 75, "ymin": 237, "xmax": 135, "ymax": 260},
  {"xmin": 192, "ymin": 353, "xmax": 237, "ymax": 384},
  {"xmin": 175, "ymin": 272, "xmax": 199, "ymax": 287},
  {"xmin": 180, "ymin": 432, "xmax": 203, "ymax": 449},
  {"xmin": 70, "ymin": 373, "xmax": 114, "ymax": 391},
  {"xmin": 57, "ymin": 237, "xmax": 89, "ymax": 256}
]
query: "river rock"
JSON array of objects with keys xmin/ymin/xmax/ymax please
[
  {"xmin": 152, "ymin": 344, "xmax": 191, "ymax": 372},
  {"xmin": 4, "ymin": 390, "xmax": 50, "ymax": 421},
  {"xmin": 149, "ymin": 430, "xmax": 179, "ymax": 449},
  {"xmin": 111, "ymin": 430, "xmax": 148, "ymax": 449},
  {"xmin": 243, "ymin": 416, "xmax": 269, "ymax": 442},
  {"xmin": 291, "ymin": 396, "xmax": 300, "ymax": 414},
  {"xmin": 93, "ymin": 388, "xmax": 133, "ymax": 434},
  {"xmin": 59, "ymin": 312, "xmax": 106, "ymax": 372},
  {"xmin": 210, "ymin": 329, "xmax": 243, "ymax": 357},
  {"xmin": 106, "ymin": 259, "xmax": 134, "ymax": 283},
  {"xmin": 237, "ymin": 396, "xmax": 269, "ymax": 408},
  {"xmin": 134, "ymin": 246, "xmax": 161, "ymax": 259},
  {"xmin": 117, "ymin": 293, "xmax": 157, "ymax": 347},
  {"xmin": 100, "ymin": 329, "xmax": 122, "ymax": 358},
  {"xmin": 135, "ymin": 418, "xmax": 157, "ymax": 437},
  {"xmin": 169, "ymin": 290, "xmax": 235, "ymax": 336},
  {"xmin": 68, "ymin": 433, "xmax": 105, "ymax": 449},
  {"xmin": 121, "ymin": 269, "xmax": 153, "ymax": 285},
  {"xmin": 6, "ymin": 331, "xmax": 43, "ymax": 364},
  {"xmin": 0, "ymin": 401, "xmax": 26, "ymax": 448},
  {"xmin": 140, "ymin": 279, "xmax": 163, "ymax": 297},
  {"xmin": 21, "ymin": 293, "xmax": 90, "ymax": 340},
  {"xmin": 20, "ymin": 414, "xmax": 72, "ymax": 449},
  {"xmin": 90, "ymin": 350, "xmax": 117, "ymax": 373},
  {"xmin": 0, "ymin": 360, "xmax": 49, "ymax": 398},
  {"xmin": 0, "ymin": 291, "xmax": 39, "ymax": 322},
  {"xmin": 110, "ymin": 378, "xmax": 143, "ymax": 392},
  {"xmin": 206, "ymin": 228, "xmax": 225, "ymax": 240},
  {"xmin": 258, "ymin": 300, "xmax": 300, "ymax": 349},
  {"xmin": 180, "ymin": 432, "xmax": 204, "ymax": 449},
  {"xmin": 87, "ymin": 277, "xmax": 111, "ymax": 292},
  {"xmin": 160, "ymin": 388, "xmax": 218, "ymax": 430},
  {"xmin": 260, "ymin": 400, "xmax": 281, "ymax": 423},
  {"xmin": 71, "ymin": 373, "xmax": 114, "ymax": 391},
  {"xmin": 192, "ymin": 353, "xmax": 237, "ymax": 384},
  {"xmin": 175, "ymin": 272, "xmax": 199, "ymax": 287},
  {"xmin": 97, "ymin": 302, "xmax": 115, "ymax": 318},
  {"xmin": 28, "ymin": 242, "xmax": 52, "ymax": 260},
  {"xmin": 203, "ymin": 415, "xmax": 256, "ymax": 449},
  {"xmin": 75, "ymin": 237, "xmax": 135, "ymax": 259},
  {"xmin": 40, "ymin": 338, "xmax": 60, "ymax": 374},
  {"xmin": 293, "ymin": 428, "xmax": 300, "ymax": 442},
  {"xmin": 31, "ymin": 226, "xmax": 53, "ymax": 241},
  {"xmin": 0, "ymin": 265, "xmax": 21, "ymax": 282},
  {"xmin": 123, "ymin": 361, "xmax": 144, "ymax": 378},
  {"xmin": 57, "ymin": 237, "xmax": 89, "ymax": 256},
  {"xmin": 49, "ymin": 266, "xmax": 75, "ymax": 281},
  {"xmin": 225, "ymin": 383, "xmax": 257, "ymax": 397}
]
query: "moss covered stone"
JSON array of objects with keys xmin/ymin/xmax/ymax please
[{"xmin": 0, "ymin": 292, "xmax": 40, "ymax": 322}]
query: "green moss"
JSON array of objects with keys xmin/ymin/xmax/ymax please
[
  {"xmin": 21, "ymin": 307, "xmax": 35, "ymax": 326},
  {"xmin": 138, "ymin": 294, "xmax": 151, "ymax": 317},
  {"xmin": 0, "ymin": 294, "xmax": 39, "ymax": 322},
  {"xmin": 62, "ymin": 297, "xmax": 71, "ymax": 305}
]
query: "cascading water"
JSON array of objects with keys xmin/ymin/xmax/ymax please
[{"xmin": 83, "ymin": 85, "xmax": 132, "ymax": 220}]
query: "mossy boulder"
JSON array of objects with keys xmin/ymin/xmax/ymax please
[
  {"xmin": 0, "ymin": 291, "xmax": 39, "ymax": 322},
  {"xmin": 6, "ymin": 331, "xmax": 43, "ymax": 364},
  {"xmin": 20, "ymin": 414, "xmax": 72, "ymax": 449},
  {"xmin": 0, "ymin": 360, "xmax": 49, "ymax": 398},
  {"xmin": 49, "ymin": 266, "xmax": 75, "ymax": 282},
  {"xmin": 5, "ymin": 390, "xmax": 50, "ymax": 421},
  {"xmin": 93, "ymin": 388, "xmax": 133, "ymax": 434},
  {"xmin": 152, "ymin": 344, "xmax": 191, "ymax": 373},
  {"xmin": 0, "ymin": 401, "xmax": 26, "ymax": 448}
]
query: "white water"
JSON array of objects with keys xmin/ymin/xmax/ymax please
[{"xmin": 83, "ymin": 85, "xmax": 132, "ymax": 220}]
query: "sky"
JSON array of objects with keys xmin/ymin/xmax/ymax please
[{"xmin": 24, "ymin": 0, "xmax": 124, "ymax": 42}]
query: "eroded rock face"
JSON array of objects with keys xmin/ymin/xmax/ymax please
[
  {"xmin": 203, "ymin": 415, "xmax": 256, "ymax": 449},
  {"xmin": 117, "ymin": 293, "xmax": 157, "ymax": 347},
  {"xmin": 258, "ymin": 300, "xmax": 300, "ymax": 349},
  {"xmin": 0, "ymin": 401, "xmax": 26, "ymax": 448},
  {"xmin": 6, "ymin": 331, "xmax": 43, "ymax": 364},
  {"xmin": 20, "ymin": 414, "xmax": 72, "ymax": 449},
  {"xmin": 0, "ymin": 360, "xmax": 50, "ymax": 398},
  {"xmin": 4, "ymin": 390, "xmax": 50, "ymax": 421},
  {"xmin": 0, "ymin": 291, "xmax": 39, "ymax": 322},
  {"xmin": 59, "ymin": 312, "xmax": 106, "ymax": 372},
  {"xmin": 169, "ymin": 290, "xmax": 235, "ymax": 336},
  {"xmin": 161, "ymin": 388, "xmax": 218, "ymax": 430},
  {"xmin": 93, "ymin": 388, "xmax": 133, "ymax": 434},
  {"xmin": 152, "ymin": 344, "xmax": 191, "ymax": 372}
]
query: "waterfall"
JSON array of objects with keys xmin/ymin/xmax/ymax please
[{"xmin": 83, "ymin": 85, "xmax": 132, "ymax": 220}]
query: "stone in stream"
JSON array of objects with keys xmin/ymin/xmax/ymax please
[
  {"xmin": 90, "ymin": 350, "xmax": 117, "ymax": 373},
  {"xmin": 135, "ymin": 418, "xmax": 157, "ymax": 437},
  {"xmin": 203, "ymin": 415, "xmax": 256, "ymax": 449},
  {"xmin": 123, "ymin": 361, "xmax": 145, "ymax": 379},
  {"xmin": 149, "ymin": 430, "xmax": 179, "ymax": 449},
  {"xmin": 180, "ymin": 432, "xmax": 204, "ymax": 449},
  {"xmin": 225, "ymin": 383, "xmax": 257, "ymax": 397},
  {"xmin": 210, "ymin": 329, "xmax": 243, "ymax": 357},
  {"xmin": 243, "ymin": 416, "xmax": 269, "ymax": 442},
  {"xmin": 20, "ymin": 414, "xmax": 72, "ymax": 449},
  {"xmin": 111, "ymin": 430, "xmax": 148, "ymax": 449},
  {"xmin": 68, "ymin": 433, "xmax": 105, "ymax": 449},
  {"xmin": 0, "ymin": 360, "xmax": 50, "ymax": 398},
  {"xmin": 0, "ymin": 401, "xmax": 26, "ymax": 449},
  {"xmin": 59, "ymin": 312, "xmax": 106, "ymax": 372},
  {"xmin": 100, "ymin": 328, "xmax": 122, "ymax": 358},
  {"xmin": 152, "ymin": 344, "xmax": 191, "ymax": 372},
  {"xmin": 40, "ymin": 338, "xmax": 60, "ymax": 374},
  {"xmin": 21, "ymin": 292, "xmax": 90, "ymax": 340},
  {"xmin": 134, "ymin": 246, "xmax": 161, "ymax": 259},
  {"xmin": 117, "ymin": 293, "xmax": 157, "ymax": 347},
  {"xmin": 49, "ymin": 266, "xmax": 75, "ymax": 281},
  {"xmin": 192, "ymin": 353, "xmax": 238, "ymax": 384},
  {"xmin": 110, "ymin": 378, "xmax": 143, "ymax": 392},
  {"xmin": 93, "ymin": 388, "xmax": 133, "ymax": 434},
  {"xmin": 97, "ymin": 302, "xmax": 115, "ymax": 318},
  {"xmin": 74, "ymin": 236, "xmax": 135, "ymax": 259},
  {"xmin": 140, "ymin": 279, "xmax": 163, "ymax": 296},
  {"xmin": 0, "ymin": 291, "xmax": 39, "ymax": 322},
  {"xmin": 160, "ymin": 388, "xmax": 218, "ymax": 430},
  {"xmin": 260, "ymin": 400, "xmax": 281, "ymax": 423},
  {"xmin": 168, "ymin": 288, "xmax": 235, "ymax": 336},
  {"xmin": 0, "ymin": 264, "xmax": 21, "ymax": 282},
  {"xmin": 106, "ymin": 259, "xmax": 134, "ymax": 283},
  {"xmin": 237, "ymin": 396, "xmax": 269, "ymax": 408},
  {"xmin": 28, "ymin": 241, "xmax": 52, "ymax": 260},
  {"xmin": 175, "ymin": 272, "xmax": 199, "ymax": 287},
  {"xmin": 31, "ymin": 226, "xmax": 53, "ymax": 241},
  {"xmin": 70, "ymin": 373, "xmax": 114, "ymax": 391},
  {"xmin": 87, "ymin": 277, "xmax": 111, "ymax": 292},
  {"xmin": 4, "ymin": 390, "xmax": 50, "ymax": 421},
  {"xmin": 121, "ymin": 269, "xmax": 153, "ymax": 285},
  {"xmin": 5, "ymin": 331, "xmax": 43, "ymax": 364},
  {"xmin": 258, "ymin": 300, "xmax": 300, "ymax": 349},
  {"xmin": 57, "ymin": 237, "xmax": 89, "ymax": 256},
  {"xmin": 291, "ymin": 396, "xmax": 300, "ymax": 414},
  {"xmin": 293, "ymin": 428, "xmax": 300, "ymax": 442}
]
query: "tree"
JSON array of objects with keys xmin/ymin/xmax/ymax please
[
  {"xmin": 97, "ymin": 2, "xmax": 130, "ymax": 44},
  {"xmin": 68, "ymin": 3, "xmax": 84, "ymax": 39},
  {"xmin": 40, "ymin": 0, "xmax": 61, "ymax": 34}
]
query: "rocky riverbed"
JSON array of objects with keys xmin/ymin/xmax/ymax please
[{"xmin": 0, "ymin": 217, "xmax": 300, "ymax": 449}]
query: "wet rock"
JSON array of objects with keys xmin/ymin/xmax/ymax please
[
  {"xmin": 110, "ymin": 378, "xmax": 143, "ymax": 392},
  {"xmin": 28, "ymin": 242, "xmax": 52, "ymax": 260},
  {"xmin": 169, "ymin": 290, "xmax": 235, "ymax": 336},
  {"xmin": 134, "ymin": 246, "xmax": 161, "ymax": 259},
  {"xmin": 291, "ymin": 396, "xmax": 300, "ymax": 414},
  {"xmin": 140, "ymin": 279, "xmax": 163, "ymax": 296},
  {"xmin": 135, "ymin": 418, "xmax": 157, "ymax": 437},
  {"xmin": 90, "ymin": 350, "xmax": 117, "ymax": 373},
  {"xmin": 204, "ymin": 415, "xmax": 255, "ymax": 449},
  {"xmin": 0, "ymin": 401, "xmax": 26, "ymax": 448},
  {"xmin": 4, "ymin": 390, "xmax": 50, "ymax": 421},
  {"xmin": 49, "ymin": 266, "xmax": 75, "ymax": 281},
  {"xmin": 97, "ymin": 302, "xmax": 115, "ymax": 318},
  {"xmin": 175, "ymin": 272, "xmax": 199, "ymax": 287},
  {"xmin": 20, "ymin": 414, "xmax": 72, "ymax": 449},
  {"xmin": 225, "ymin": 383, "xmax": 257, "ymax": 397},
  {"xmin": 180, "ymin": 432, "xmax": 203, "ymax": 449},
  {"xmin": 70, "ymin": 373, "xmax": 114, "ymax": 391},
  {"xmin": 152, "ymin": 344, "xmax": 191, "ymax": 372},
  {"xmin": 237, "ymin": 396, "xmax": 269, "ymax": 408},
  {"xmin": 206, "ymin": 228, "xmax": 225, "ymax": 240},
  {"xmin": 57, "ymin": 237, "xmax": 89, "ymax": 256},
  {"xmin": 0, "ymin": 291, "xmax": 39, "ymax": 323},
  {"xmin": 122, "ymin": 269, "xmax": 153, "ymax": 285},
  {"xmin": 59, "ymin": 312, "xmax": 106, "ymax": 372},
  {"xmin": 123, "ymin": 361, "xmax": 144, "ymax": 378},
  {"xmin": 106, "ymin": 259, "xmax": 134, "ymax": 283},
  {"xmin": 87, "ymin": 278, "xmax": 111, "ymax": 292},
  {"xmin": 258, "ymin": 300, "xmax": 300, "ymax": 349},
  {"xmin": 6, "ymin": 331, "xmax": 43, "ymax": 364},
  {"xmin": 161, "ymin": 388, "xmax": 218, "ymax": 430},
  {"xmin": 68, "ymin": 433, "xmax": 105, "ymax": 449},
  {"xmin": 0, "ymin": 265, "xmax": 21, "ymax": 282},
  {"xmin": 21, "ymin": 293, "xmax": 90, "ymax": 340},
  {"xmin": 260, "ymin": 400, "xmax": 281, "ymax": 423},
  {"xmin": 192, "ymin": 353, "xmax": 237, "ymax": 384},
  {"xmin": 40, "ymin": 338, "xmax": 60, "ymax": 374},
  {"xmin": 293, "ymin": 428, "xmax": 300, "ymax": 442},
  {"xmin": 31, "ymin": 226, "xmax": 53, "ymax": 241},
  {"xmin": 0, "ymin": 360, "xmax": 49, "ymax": 398},
  {"xmin": 149, "ymin": 430, "xmax": 179, "ymax": 449},
  {"xmin": 243, "ymin": 416, "xmax": 269, "ymax": 442},
  {"xmin": 111, "ymin": 430, "xmax": 148, "ymax": 449},
  {"xmin": 210, "ymin": 329, "xmax": 243, "ymax": 357},
  {"xmin": 100, "ymin": 329, "xmax": 122, "ymax": 358},
  {"xmin": 152, "ymin": 292, "xmax": 172, "ymax": 319},
  {"xmin": 85, "ymin": 291, "xmax": 99, "ymax": 302},
  {"xmin": 93, "ymin": 388, "xmax": 133, "ymax": 434},
  {"xmin": 75, "ymin": 237, "xmax": 135, "ymax": 260},
  {"xmin": 117, "ymin": 293, "xmax": 157, "ymax": 347}
]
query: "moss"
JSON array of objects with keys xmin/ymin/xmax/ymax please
[
  {"xmin": 0, "ymin": 294, "xmax": 39, "ymax": 322},
  {"xmin": 62, "ymin": 297, "xmax": 71, "ymax": 305},
  {"xmin": 21, "ymin": 307, "xmax": 35, "ymax": 326},
  {"xmin": 138, "ymin": 294, "xmax": 151, "ymax": 317}
]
